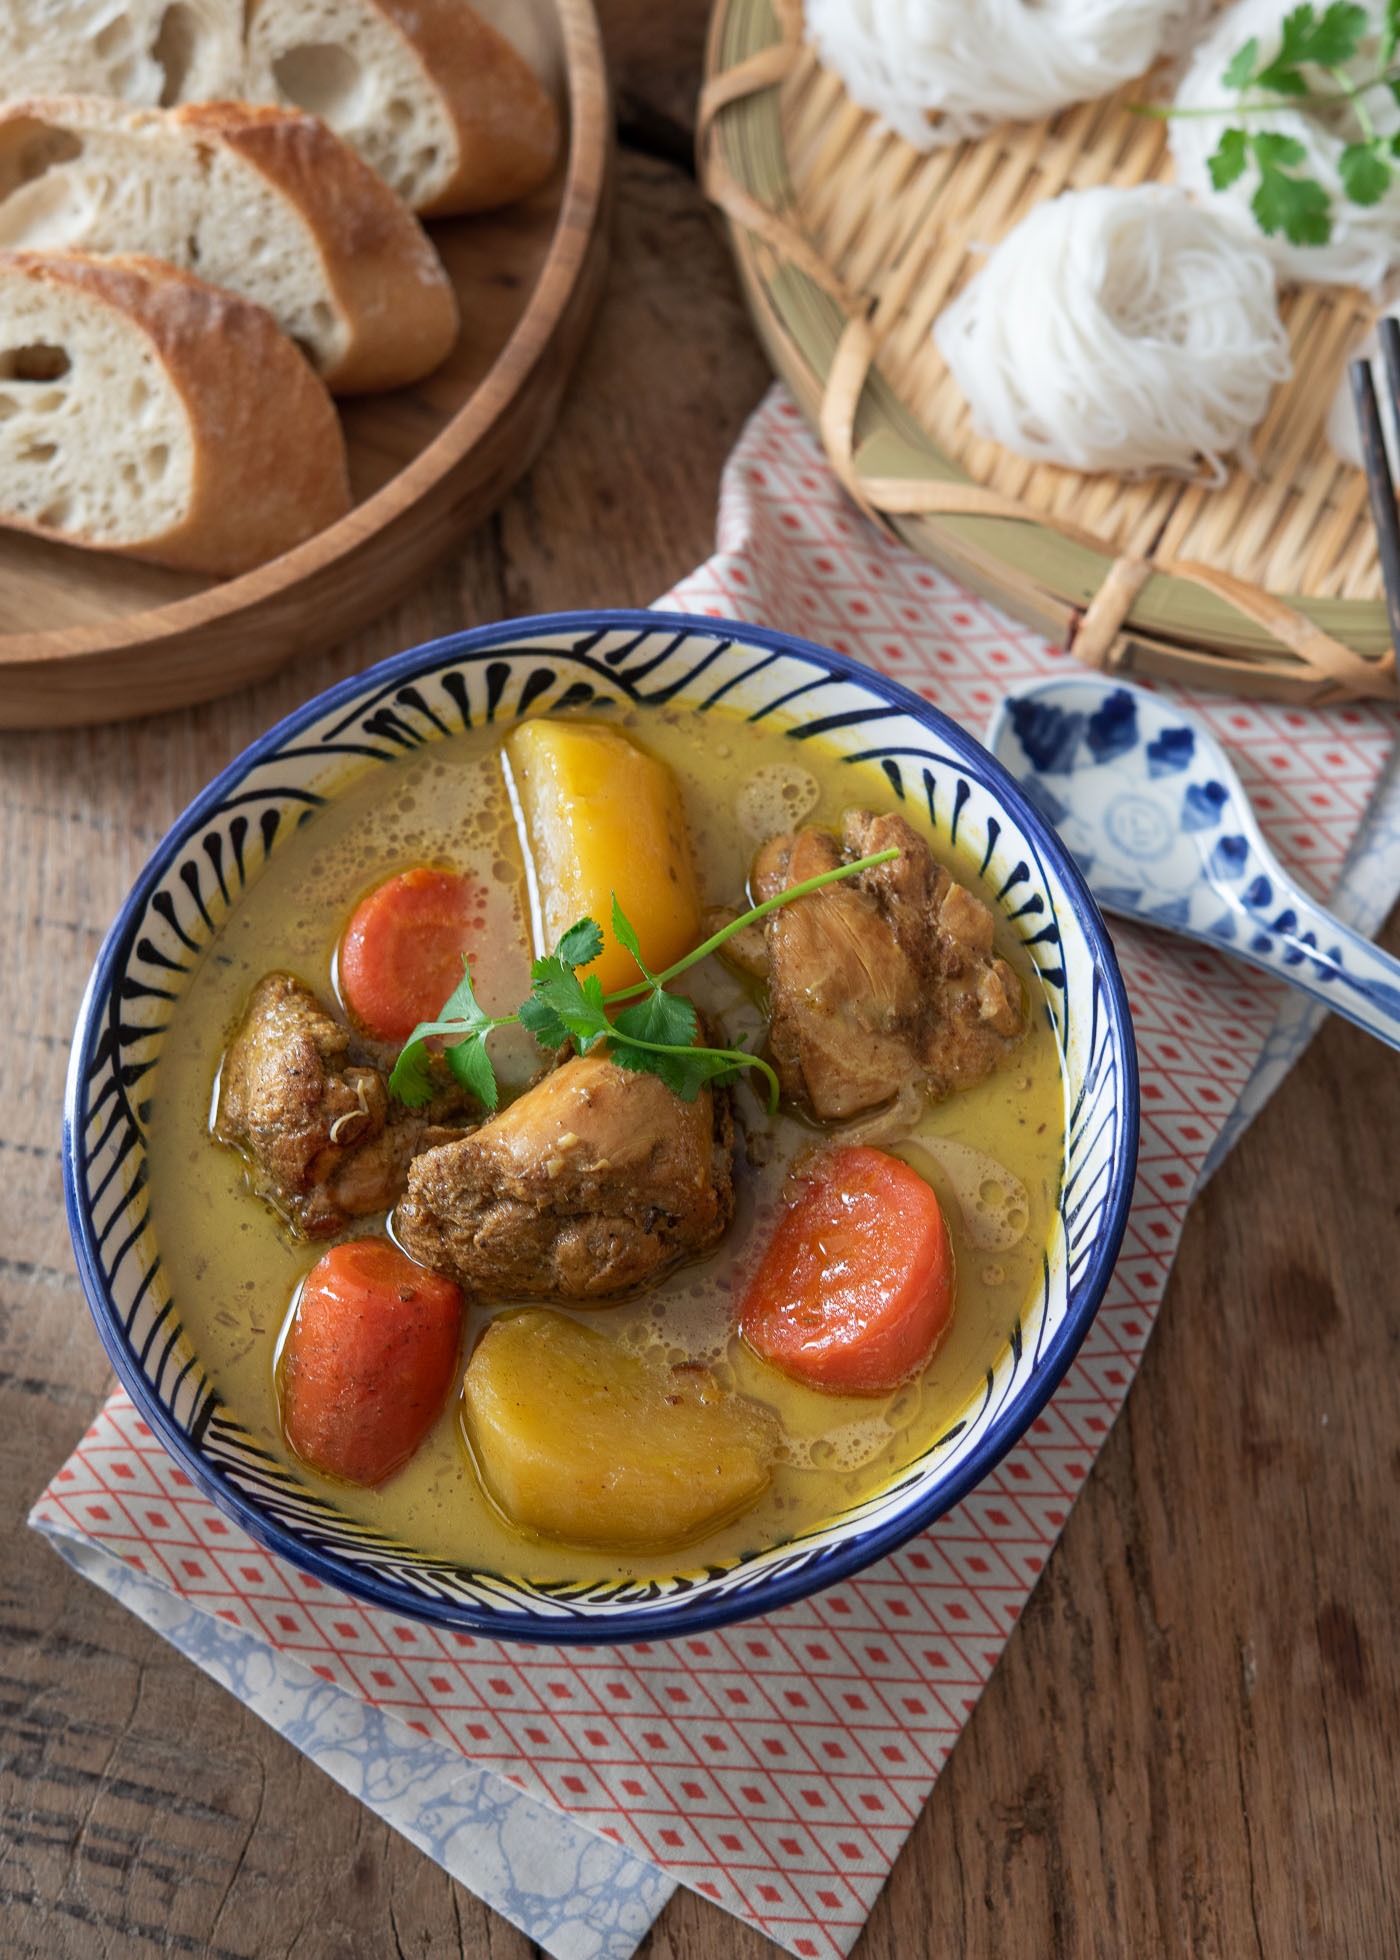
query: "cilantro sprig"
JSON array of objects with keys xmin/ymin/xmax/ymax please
[
  {"xmin": 1221, "ymin": 0, "xmax": 1373, "ymax": 92},
  {"xmin": 387, "ymin": 845, "xmax": 900, "ymax": 1117},
  {"xmin": 1147, "ymin": 1, "xmax": 1400, "ymax": 248}
]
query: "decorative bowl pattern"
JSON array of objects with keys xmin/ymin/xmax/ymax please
[
  {"xmin": 64, "ymin": 612, "xmax": 1139, "ymax": 1642},
  {"xmin": 989, "ymin": 675, "xmax": 1400, "ymax": 1054}
]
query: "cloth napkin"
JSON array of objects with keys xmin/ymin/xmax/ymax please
[{"xmin": 32, "ymin": 387, "xmax": 1400, "ymax": 1960}]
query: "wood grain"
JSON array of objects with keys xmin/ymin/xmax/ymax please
[
  {"xmin": 0, "ymin": 0, "xmax": 611, "ymax": 730},
  {"xmin": 1, "ymin": 4, "xmax": 1398, "ymax": 1956}
]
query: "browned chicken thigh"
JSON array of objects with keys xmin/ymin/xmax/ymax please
[
  {"xmin": 752, "ymin": 809, "xmax": 1027, "ymax": 1119},
  {"xmin": 394, "ymin": 1049, "xmax": 735, "ymax": 1299},
  {"xmin": 216, "ymin": 972, "xmax": 465, "ymax": 1236}
]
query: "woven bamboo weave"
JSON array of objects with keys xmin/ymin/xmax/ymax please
[{"xmin": 699, "ymin": 0, "xmax": 1400, "ymax": 703}]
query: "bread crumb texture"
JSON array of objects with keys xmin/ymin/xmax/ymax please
[
  {"xmin": 0, "ymin": 0, "xmax": 244, "ymax": 107},
  {"xmin": 0, "ymin": 260, "xmax": 195, "ymax": 546},
  {"xmin": 1, "ymin": 0, "xmax": 560, "ymax": 216},
  {"xmin": 0, "ymin": 252, "xmax": 350, "ymax": 572}
]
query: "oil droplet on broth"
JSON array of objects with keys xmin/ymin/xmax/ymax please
[
  {"xmin": 736, "ymin": 763, "xmax": 821, "ymax": 840},
  {"xmin": 902, "ymin": 1136, "xmax": 1031, "ymax": 1252},
  {"xmin": 779, "ymin": 1404, "xmax": 913, "ymax": 1474}
]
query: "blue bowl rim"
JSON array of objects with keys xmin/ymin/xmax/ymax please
[{"xmin": 63, "ymin": 608, "xmax": 1140, "ymax": 1644}]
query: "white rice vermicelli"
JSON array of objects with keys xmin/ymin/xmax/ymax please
[
  {"xmin": 932, "ymin": 185, "xmax": 1292, "ymax": 477},
  {"xmin": 1171, "ymin": 0, "xmax": 1400, "ymax": 291},
  {"xmin": 1326, "ymin": 316, "xmax": 1400, "ymax": 470},
  {"xmin": 804, "ymin": 0, "xmax": 1208, "ymax": 150}
]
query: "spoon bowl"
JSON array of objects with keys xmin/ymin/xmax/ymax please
[{"xmin": 987, "ymin": 677, "xmax": 1400, "ymax": 1054}]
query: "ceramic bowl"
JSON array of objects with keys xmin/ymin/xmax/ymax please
[{"xmin": 64, "ymin": 611, "xmax": 1139, "ymax": 1642}]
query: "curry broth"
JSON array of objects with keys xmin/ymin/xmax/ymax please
[{"xmin": 146, "ymin": 706, "xmax": 1066, "ymax": 1584}]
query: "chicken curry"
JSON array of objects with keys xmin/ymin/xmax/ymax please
[{"xmin": 146, "ymin": 705, "xmax": 1065, "ymax": 1584}]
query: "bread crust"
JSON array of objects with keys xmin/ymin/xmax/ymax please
[
  {"xmin": 0, "ymin": 97, "xmax": 460, "ymax": 393},
  {"xmin": 0, "ymin": 251, "xmax": 351, "ymax": 575},
  {"xmin": 172, "ymin": 101, "xmax": 460, "ymax": 391},
  {"xmin": 361, "ymin": 0, "xmax": 561, "ymax": 216}
]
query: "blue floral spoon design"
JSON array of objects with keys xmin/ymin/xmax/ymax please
[{"xmin": 987, "ymin": 676, "xmax": 1400, "ymax": 1054}]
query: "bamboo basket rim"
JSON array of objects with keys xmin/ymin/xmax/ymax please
[{"xmin": 698, "ymin": 0, "xmax": 1400, "ymax": 706}]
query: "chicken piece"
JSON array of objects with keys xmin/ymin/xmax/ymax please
[
  {"xmin": 705, "ymin": 905, "xmax": 769, "ymax": 981},
  {"xmin": 216, "ymin": 972, "xmax": 466, "ymax": 1236},
  {"xmin": 394, "ymin": 1049, "xmax": 735, "ymax": 1300},
  {"xmin": 848, "ymin": 809, "xmax": 1026, "ymax": 1044},
  {"xmin": 754, "ymin": 810, "xmax": 1027, "ymax": 1120},
  {"xmin": 754, "ymin": 826, "xmax": 926, "ymax": 1120}
]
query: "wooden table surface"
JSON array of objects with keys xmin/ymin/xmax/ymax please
[{"xmin": 3, "ymin": 7, "xmax": 1399, "ymax": 1955}]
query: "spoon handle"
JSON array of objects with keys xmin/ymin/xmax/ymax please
[{"xmin": 1229, "ymin": 883, "xmax": 1400, "ymax": 1054}]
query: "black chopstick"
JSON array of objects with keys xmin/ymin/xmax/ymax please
[{"xmin": 1351, "ymin": 344, "xmax": 1400, "ymax": 663}]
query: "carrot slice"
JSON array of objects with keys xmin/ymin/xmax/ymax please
[
  {"xmin": 279, "ymin": 1239, "xmax": 463, "ymax": 1485},
  {"xmin": 739, "ymin": 1146, "xmax": 954, "ymax": 1394},
  {"xmin": 339, "ymin": 866, "xmax": 487, "ymax": 1042}
]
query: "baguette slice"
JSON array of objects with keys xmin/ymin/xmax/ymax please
[
  {"xmin": 0, "ymin": 0, "xmax": 244, "ymax": 107},
  {"xmin": 0, "ymin": 98, "xmax": 460, "ymax": 393},
  {"xmin": 0, "ymin": 251, "xmax": 351, "ymax": 574},
  {"xmin": 244, "ymin": 0, "xmax": 561, "ymax": 216}
]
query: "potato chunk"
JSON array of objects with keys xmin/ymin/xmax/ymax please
[
  {"xmin": 462, "ymin": 1310, "xmax": 780, "ymax": 1550},
  {"xmin": 504, "ymin": 719, "xmax": 702, "ymax": 995}
]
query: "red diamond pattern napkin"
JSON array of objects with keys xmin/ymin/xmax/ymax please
[{"xmin": 33, "ymin": 388, "xmax": 1398, "ymax": 1957}]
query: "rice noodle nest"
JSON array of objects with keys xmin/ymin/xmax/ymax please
[
  {"xmin": 932, "ymin": 185, "xmax": 1293, "ymax": 478},
  {"xmin": 804, "ymin": 0, "xmax": 1208, "ymax": 150},
  {"xmin": 1171, "ymin": 0, "xmax": 1400, "ymax": 292}
]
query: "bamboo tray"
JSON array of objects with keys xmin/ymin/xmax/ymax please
[
  {"xmin": 0, "ymin": 0, "xmax": 611, "ymax": 730},
  {"xmin": 700, "ymin": 0, "xmax": 1400, "ymax": 704}
]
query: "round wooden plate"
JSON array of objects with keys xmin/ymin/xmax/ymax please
[{"xmin": 0, "ymin": 0, "xmax": 612, "ymax": 730}]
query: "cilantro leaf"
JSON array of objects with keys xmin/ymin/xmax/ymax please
[
  {"xmin": 446, "ymin": 1033, "xmax": 499, "ymax": 1111},
  {"xmin": 1247, "ymin": 2, "xmax": 1368, "ymax": 92},
  {"xmin": 517, "ymin": 993, "xmax": 569, "ymax": 1049},
  {"xmin": 1387, "ymin": 0, "xmax": 1400, "ymax": 65},
  {"xmin": 1251, "ymin": 145, "xmax": 1333, "ymax": 242},
  {"xmin": 607, "ymin": 992, "xmax": 771, "ymax": 1105},
  {"xmin": 1261, "ymin": 0, "xmax": 1316, "ymax": 82},
  {"xmin": 1251, "ymin": 34, "xmax": 1309, "ymax": 94},
  {"xmin": 387, "ymin": 1040, "xmax": 436, "ymax": 1109},
  {"xmin": 425, "ymin": 961, "xmax": 495, "ymax": 1038},
  {"xmin": 387, "ymin": 958, "xmax": 499, "ymax": 1108},
  {"xmin": 609, "ymin": 894, "xmax": 656, "ymax": 983},
  {"xmin": 1251, "ymin": 131, "xmax": 1308, "ymax": 168},
  {"xmin": 555, "ymin": 917, "xmax": 603, "ymax": 970},
  {"xmin": 611, "ymin": 1042, "xmax": 745, "ymax": 1101},
  {"xmin": 1223, "ymin": 34, "xmax": 1263, "ymax": 89},
  {"xmin": 1339, "ymin": 139, "xmax": 1392, "ymax": 204},
  {"xmin": 612, "ymin": 989, "xmax": 697, "ymax": 1052},
  {"xmin": 527, "ymin": 955, "xmax": 611, "ymax": 1049},
  {"xmin": 1209, "ymin": 127, "xmax": 1251, "ymax": 190},
  {"xmin": 1253, "ymin": 58, "xmax": 1309, "ymax": 97},
  {"xmin": 1198, "ymin": 129, "xmax": 1335, "ymax": 249},
  {"xmin": 577, "ymin": 972, "xmax": 609, "ymax": 1032},
  {"xmin": 1219, "ymin": 2, "xmax": 1368, "ymax": 102},
  {"xmin": 1293, "ymin": 0, "xmax": 1368, "ymax": 67},
  {"xmin": 610, "ymin": 1042, "xmax": 708, "ymax": 1099}
]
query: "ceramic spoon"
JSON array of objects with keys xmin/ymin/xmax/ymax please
[{"xmin": 986, "ymin": 675, "xmax": 1400, "ymax": 1054}]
